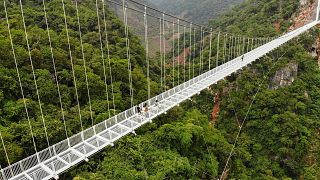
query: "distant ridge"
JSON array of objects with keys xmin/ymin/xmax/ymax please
[{"xmin": 145, "ymin": 0, "xmax": 244, "ymax": 24}]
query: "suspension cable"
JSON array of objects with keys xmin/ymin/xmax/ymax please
[
  {"xmin": 235, "ymin": 36, "xmax": 237, "ymax": 57},
  {"xmin": 61, "ymin": 0, "xmax": 84, "ymax": 142},
  {"xmin": 222, "ymin": 34, "xmax": 226, "ymax": 65},
  {"xmin": 96, "ymin": 0, "xmax": 111, "ymax": 119},
  {"xmin": 177, "ymin": 19, "xmax": 180, "ymax": 85},
  {"xmin": 235, "ymin": 36, "xmax": 238, "ymax": 57},
  {"xmin": 229, "ymin": 36, "xmax": 233, "ymax": 60},
  {"xmin": 227, "ymin": 88, "xmax": 241, "ymax": 128},
  {"xmin": 172, "ymin": 21, "xmax": 175, "ymax": 87},
  {"xmin": 202, "ymin": 30, "xmax": 205, "ymax": 70},
  {"xmin": 255, "ymin": 38, "xmax": 258, "ymax": 49},
  {"xmin": 208, "ymin": 29, "xmax": 213, "ymax": 70},
  {"xmin": 246, "ymin": 38, "xmax": 250, "ymax": 53},
  {"xmin": 231, "ymin": 36, "xmax": 234, "ymax": 60},
  {"xmin": 228, "ymin": 36, "xmax": 232, "ymax": 62},
  {"xmin": 76, "ymin": 0, "xmax": 94, "ymax": 125},
  {"xmin": 199, "ymin": 27, "xmax": 202, "ymax": 75},
  {"xmin": 19, "ymin": 0, "xmax": 51, "ymax": 154},
  {"xmin": 220, "ymin": 50, "xmax": 288, "ymax": 179},
  {"xmin": 41, "ymin": 0, "xmax": 69, "ymax": 143},
  {"xmin": 239, "ymin": 36, "xmax": 241, "ymax": 55},
  {"xmin": 144, "ymin": 6, "xmax": 150, "ymax": 100},
  {"xmin": 124, "ymin": 0, "xmax": 211, "ymax": 30},
  {"xmin": 242, "ymin": 37, "xmax": 246, "ymax": 55},
  {"xmin": 234, "ymin": 36, "xmax": 237, "ymax": 58},
  {"xmin": 102, "ymin": 0, "xmax": 116, "ymax": 116},
  {"xmin": 123, "ymin": 0, "xmax": 134, "ymax": 107},
  {"xmin": 189, "ymin": 23, "xmax": 192, "ymax": 80},
  {"xmin": 251, "ymin": 38, "xmax": 254, "ymax": 51},
  {"xmin": 183, "ymin": 26, "xmax": 186, "ymax": 82},
  {"xmin": 233, "ymin": 36, "xmax": 236, "ymax": 59},
  {"xmin": 253, "ymin": 38, "xmax": 255, "ymax": 49},
  {"xmin": 240, "ymin": 37, "xmax": 243, "ymax": 55},
  {"xmin": 3, "ymin": 0, "xmax": 38, "ymax": 160},
  {"xmin": 162, "ymin": 13, "xmax": 166, "ymax": 91},
  {"xmin": 193, "ymin": 28, "xmax": 196, "ymax": 78},
  {"xmin": 202, "ymin": 28, "xmax": 205, "ymax": 72},
  {"xmin": 215, "ymin": 32, "xmax": 220, "ymax": 68},
  {"xmin": 107, "ymin": 0, "xmax": 276, "ymax": 40},
  {"xmin": 239, "ymin": 36, "xmax": 242, "ymax": 56},
  {"xmin": 42, "ymin": 3, "xmax": 70, "ymax": 175},
  {"xmin": 238, "ymin": 36, "xmax": 241, "ymax": 57},
  {"xmin": 0, "ymin": 131, "xmax": 12, "ymax": 176},
  {"xmin": 159, "ymin": 17, "xmax": 163, "ymax": 91},
  {"xmin": 42, "ymin": 0, "xmax": 67, "ymax": 174}
]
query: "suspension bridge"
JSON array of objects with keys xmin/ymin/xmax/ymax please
[{"xmin": 0, "ymin": 0, "xmax": 320, "ymax": 179}]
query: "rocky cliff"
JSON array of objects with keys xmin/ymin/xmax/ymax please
[{"xmin": 269, "ymin": 63, "xmax": 298, "ymax": 90}]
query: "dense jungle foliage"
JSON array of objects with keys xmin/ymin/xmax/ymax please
[
  {"xmin": 0, "ymin": 0, "xmax": 320, "ymax": 179},
  {"xmin": 0, "ymin": 0, "xmax": 160, "ymax": 165},
  {"xmin": 70, "ymin": 0, "xmax": 320, "ymax": 179}
]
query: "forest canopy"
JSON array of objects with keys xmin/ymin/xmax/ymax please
[{"xmin": 0, "ymin": 0, "xmax": 319, "ymax": 179}]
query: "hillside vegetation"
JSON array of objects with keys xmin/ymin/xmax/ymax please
[
  {"xmin": 0, "ymin": 0, "xmax": 156, "ymax": 165},
  {"xmin": 0, "ymin": 0, "xmax": 320, "ymax": 179},
  {"xmin": 70, "ymin": 0, "xmax": 320, "ymax": 179},
  {"xmin": 146, "ymin": 0, "xmax": 244, "ymax": 24}
]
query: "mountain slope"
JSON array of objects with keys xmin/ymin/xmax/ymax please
[
  {"xmin": 108, "ymin": 0, "xmax": 172, "ymax": 57},
  {"xmin": 145, "ymin": 0, "xmax": 244, "ymax": 24},
  {"xmin": 71, "ymin": 0, "xmax": 320, "ymax": 179},
  {"xmin": 0, "ymin": 0, "xmax": 154, "ymax": 166}
]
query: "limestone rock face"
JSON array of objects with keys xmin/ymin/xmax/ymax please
[
  {"xmin": 300, "ymin": 0, "xmax": 308, "ymax": 6},
  {"xmin": 270, "ymin": 63, "xmax": 298, "ymax": 90}
]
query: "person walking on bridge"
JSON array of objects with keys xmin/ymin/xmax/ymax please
[
  {"xmin": 136, "ymin": 106, "xmax": 142, "ymax": 115},
  {"xmin": 143, "ymin": 103, "xmax": 149, "ymax": 118}
]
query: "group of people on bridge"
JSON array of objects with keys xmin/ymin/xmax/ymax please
[{"xmin": 136, "ymin": 99, "xmax": 161, "ymax": 118}]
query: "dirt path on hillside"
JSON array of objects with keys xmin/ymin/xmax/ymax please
[{"xmin": 211, "ymin": 93, "xmax": 220, "ymax": 124}]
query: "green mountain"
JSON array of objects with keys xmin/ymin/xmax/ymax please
[
  {"xmin": 0, "ymin": 0, "xmax": 156, "ymax": 165},
  {"xmin": 145, "ymin": 0, "xmax": 245, "ymax": 24},
  {"xmin": 108, "ymin": 0, "xmax": 167, "ymax": 57},
  {"xmin": 70, "ymin": 0, "xmax": 320, "ymax": 179},
  {"xmin": 1, "ymin": 0, "xmax": 320, "ymax": 179}
]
